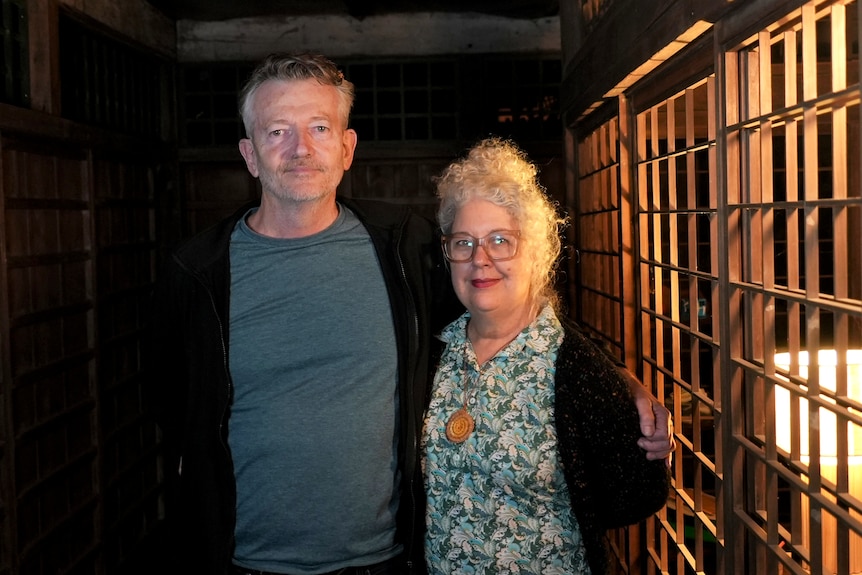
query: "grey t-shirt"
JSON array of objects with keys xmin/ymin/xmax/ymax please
[{"xmin": 228, "ymin": 205, "xmax": 400, "ymax": 574}]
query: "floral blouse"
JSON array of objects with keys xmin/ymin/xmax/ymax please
[{"xmin": 422, "ymin": 305, "xmax": 591, "ymax": 575}]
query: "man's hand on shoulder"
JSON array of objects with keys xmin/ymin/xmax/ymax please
[{"xmin": 622, "ymin": 368, "xmax": 675, "ymax": 465}]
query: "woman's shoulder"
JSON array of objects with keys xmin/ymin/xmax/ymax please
[{"xmin": 556, "ymin": 318, "xmax": 626, "ymax": 388}]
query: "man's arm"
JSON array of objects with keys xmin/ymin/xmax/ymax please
[{"xmin": 619, "ymin": 367, "xmax": 675, "ymax": 464}]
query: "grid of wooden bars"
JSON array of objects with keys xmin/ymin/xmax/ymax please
[
  {"xmin": 178, "ymin": 55, "xmax": 560, "ymax": 148},
  {"xmin": 576, "ymin": 116, "xmax": 628, "ymax": 357},
  {"xmin": 180, "ymin": 63, "xmax": 253, "ymax": 146},
  {"xmin": 346, "ymin": 58, "xmax": 460, "ymax": 141},
  {"xmin": 724, "ymin": 1, "xmax": 862, "ymax": 573},
  {"xmin": 575, "ymin": 2, "xmax": 862, "ymax": 574},
  {"xmin": 635, "ymin": 76, "xmax": 720, "ymax": 575},
  {"xmin": 576, "ymin": 112, "xmax": 667, "ymax": 572}
]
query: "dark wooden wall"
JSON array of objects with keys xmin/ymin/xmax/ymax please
[
  {"xmin": 0, "ymin": 5, "xmax": 568, "ymax": 575},
  {"xmin": 0, "ymin": 106, "xmax": 168, "ymax": 573},
  {"xmin": 176, "ymin": 141, "xmax": 565, "ymax": 239}
]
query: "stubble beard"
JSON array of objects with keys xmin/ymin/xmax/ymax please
[{"xmin": 258, "ymin": 162, "xmax": 341, "ymax": 204}]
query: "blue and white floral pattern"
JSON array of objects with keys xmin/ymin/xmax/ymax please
[{"xmin": 422, "ymin": 305, "xmax": 590, "ymax": 575}]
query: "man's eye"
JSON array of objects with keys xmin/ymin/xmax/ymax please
[
  {"xmin": 313, "ymin": 126, "xmax": 329, "ymax": 133},
  {"xmin": 271, "ymin": 129, "xmax": 283, "ymax": 136}
]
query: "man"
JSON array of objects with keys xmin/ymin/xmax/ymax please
[{"xmin": 152, "ymin": 53, "xmax": 673, "ymax": 575}]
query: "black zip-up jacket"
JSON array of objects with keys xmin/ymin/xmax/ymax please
[{"xmin": 150, "ymin": 198, "xmax": 460, "ymax": 575}]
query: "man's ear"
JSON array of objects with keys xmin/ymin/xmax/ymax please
[
  {"xmin": 239, "ymin": 138, "xmax": 259, "ymax": 177},
  {"xmin": 342, "ymin": 128, "xmax": 358, "ymax": 171}
]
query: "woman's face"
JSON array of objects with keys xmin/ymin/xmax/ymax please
[{"xmin": 448, "ymin": 199, "xmax": 533, "ymax": 321}]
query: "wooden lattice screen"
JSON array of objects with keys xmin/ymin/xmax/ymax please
[{"xmin": 573, "ymin": 1, "xmax": 862, "ymax": 573}]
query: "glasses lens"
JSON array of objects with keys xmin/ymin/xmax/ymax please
[
  {"xmin": 445, "ymin": 236, "xmax": 475, "ymax": 262},
  {"xmin": 485, "ymin": 233, "xmax": 517, "ymax": 260}
]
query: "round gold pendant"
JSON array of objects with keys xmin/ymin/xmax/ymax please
[{"xmin": 445, "ymin": 407, "xmax": 475, "ymax": 443}]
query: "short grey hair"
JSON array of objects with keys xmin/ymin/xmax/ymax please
[{"xmin": 238, "ymin": 53, "xmax": 355, "ymax": 136}]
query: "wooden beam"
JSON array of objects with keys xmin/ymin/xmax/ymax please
[
  {"xmin": 28, "ymin": 0, "xmax": 60, "ymax": 114},
  {"xmin": 561, "ymin": 0, "xmax": 736, "ymax": 126}
]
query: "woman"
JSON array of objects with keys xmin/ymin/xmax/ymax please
[{"xmin": 422, "ymin": 137, "xmax": 670, "ymax": 575}]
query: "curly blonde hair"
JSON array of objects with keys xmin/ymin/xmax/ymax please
[{"xmin": 435, "ymin": 137, "xmax": 567, "ymax": 311}]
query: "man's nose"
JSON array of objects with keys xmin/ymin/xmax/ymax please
[{"xmin": 292, "ymin": 130, "xmax": 312, "ymax": 157}]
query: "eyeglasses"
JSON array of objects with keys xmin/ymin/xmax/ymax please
[{"xmin": 441, "ymin": 230, "xmax": 520, "ymax": 263}]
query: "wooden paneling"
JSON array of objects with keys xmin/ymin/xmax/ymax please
[
  {"xmin": 0, "ymin": 105, "xmax": 164, "ymax": 574},
  {"xmin": 180, "ymin": 161, "xmax": 258, "ymax": 237},
  {"xmin": 1, "ymin": 134, "xmax": 99, "ymax": 575}
]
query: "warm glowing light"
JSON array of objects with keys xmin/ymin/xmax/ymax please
[
  {"xmin": 774, "ymin": 349, "xmax": 862, "ymax": 575},
  {"xmin": 774, "ymin": 349, "xmax": 862, "ymax": 461}
]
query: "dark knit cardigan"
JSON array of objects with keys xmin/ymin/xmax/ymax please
[{"xmin": 553, "ymin": 317, "xmax": 671, "ymax": 574}]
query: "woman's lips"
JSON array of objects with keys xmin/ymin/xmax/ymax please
[{"xmin": 471, "ymin": 278, "xmax": 500, "ymax": 288}]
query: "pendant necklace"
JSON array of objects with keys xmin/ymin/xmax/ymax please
[
  {"xmin": 445, "ymin": 407, "xmax": 474, "ymax": 443},
  {"xmin": 446, "ymin": 360, "xmax": 476, "ymax": 443}
]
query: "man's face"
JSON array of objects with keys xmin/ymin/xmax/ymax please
[{"xmin": 239, "ymin": 78, "xmax": 357, "ymax": 204}]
